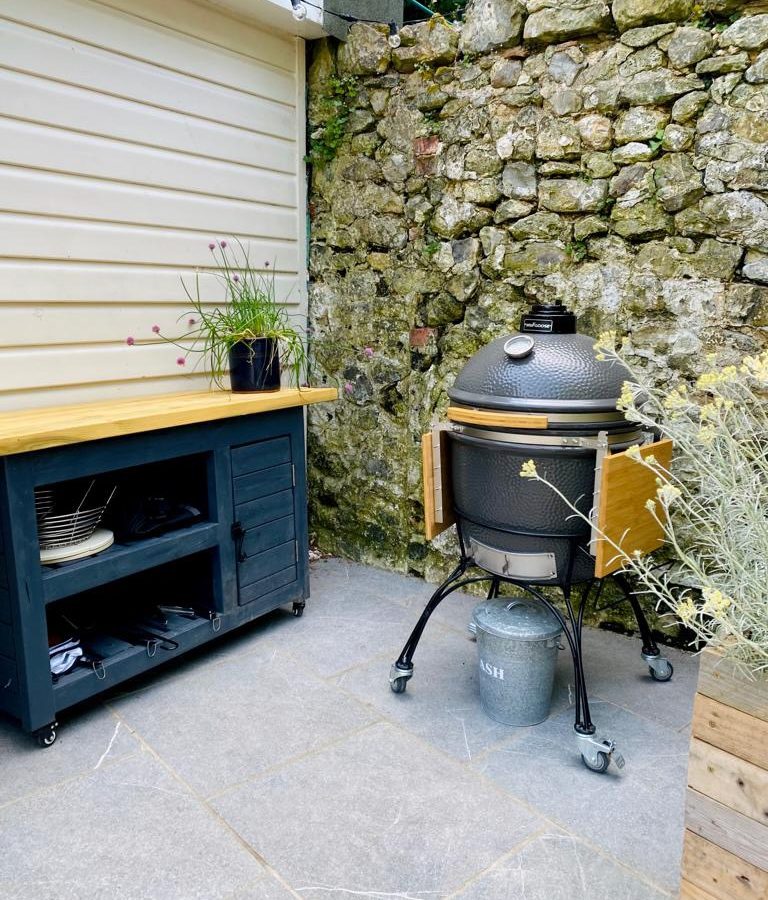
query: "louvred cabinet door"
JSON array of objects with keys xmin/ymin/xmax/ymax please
[{"xmin": 230, "ymin": 436, "xmax": 299, "ymax": 607}]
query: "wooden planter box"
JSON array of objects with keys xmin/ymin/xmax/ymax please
[{"xmin": 680, "ymin": 648, "xmax": 768, "ymax": 899}]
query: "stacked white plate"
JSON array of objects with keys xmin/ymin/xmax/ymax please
[
  {"xmin": 40, "ymin": 528, "xmax": 114, "ymax": 565},
  {"xmin": 36, "ymin": 482, "xmax": 116, "ymax": 563}
]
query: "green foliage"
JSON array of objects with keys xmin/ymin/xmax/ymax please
[
  {"xmin": 307, "ymin": 74, "xmax": 359, "ymax": 167},
  {"xmin": 689, "ymin": 4, "xmax": 740, "ymax": 30},
  {"xmin": 648, "ymin": 127, "xmax": 666, "ymax": 154},
  {"xmin": 177, "ymin": 240, "xmax": 306, "ymax": 388},
  {"xmin": 566, "ymin": 241, "xmax": 588, "ymax": 262},
  {"xmin": 423, "ymin": 241, "xmax": 441, "ymax": 257},
  {"xmin": 421, "ymin": 0, "xmax": 467, "ymax": 20},
  {"xmin": 423, "ymin": 110, "xmax": 442, "ymax": 135}
]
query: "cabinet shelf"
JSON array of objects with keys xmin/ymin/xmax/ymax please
[
  {"xmin": 41, "ymin": 522, "xmax": 220, "ymax": 604},
  {"xmin": 52, "ymin": 614, "xmax": 213, "ymax": 710}
]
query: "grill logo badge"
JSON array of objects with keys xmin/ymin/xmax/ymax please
[
  {"xmin": 522, "ymin": 319, "xmax": 553, "ymax": 333},
  {"xmin": 480, "ymin": 659, "xmax": 504, "ymax": 680}
]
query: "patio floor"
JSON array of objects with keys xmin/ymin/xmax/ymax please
[{"xmin": 0, "ymin": 558, "xmax": 697, "ymax": 899}]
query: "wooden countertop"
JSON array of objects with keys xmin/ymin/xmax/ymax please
[{"xmin": 0, "ymin": 387, "xmax": 338, "ymax": 456}]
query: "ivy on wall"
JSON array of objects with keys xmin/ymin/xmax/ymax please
[
  {"xmin": 422, "ymin": 0, "xmax": 467, "ymax": 18},
  {"xmin": 307, "ymin": 74, "xmax": 360, "ymax": 166}
]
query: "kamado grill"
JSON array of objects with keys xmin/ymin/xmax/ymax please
[{"xmin": 390, "ymin": 303, "xmax": 674, "ymax": 773}]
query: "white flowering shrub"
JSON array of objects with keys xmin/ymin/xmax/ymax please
[{"xmin": 521, "ymin": 337, "xmax": 768, "ymax": 678}]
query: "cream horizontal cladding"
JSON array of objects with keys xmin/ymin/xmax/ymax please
[
  {"xmin": 0, "ymin": 0, "xmax": 307, "ymax": 410},
  {"xmin": 0, "ymin": 73, "xmax": 295, "ymax": 173},
  {"xmin": 0, "ymin": 170, "xmax": 298, "ymax": 238}
]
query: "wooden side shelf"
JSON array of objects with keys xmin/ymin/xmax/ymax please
[{"xmin": 0, "ymin": 388, "xmax": 336, "ymax": 455}]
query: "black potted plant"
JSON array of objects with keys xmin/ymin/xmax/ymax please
[{"xmin": 129, "ymin": 239, "xmax": 306, "ymax": 392}]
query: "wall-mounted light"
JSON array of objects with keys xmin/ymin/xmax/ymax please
[
  {"xmin": 291, "ymin": 0, "xmax": 307, "ymax": 21},
  {"xmin": 388, "ymin": 21, "xmax": 401, "ymax": 48}
]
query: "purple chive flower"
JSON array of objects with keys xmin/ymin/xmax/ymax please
[
  {"xmin": 208, "ymin": 242, "xmax": 215, "ymax": 251},
  {"xmin": 126, "ymin": 336, "xmax": 135, "ymax": 346},
  {"xmin": 188, "ymin": 317, "xmax": 197, "ymax": 326},
  {"xmin": 364, "ymin": 347, "xmax": 374, "ymax": 358},
  {"xmin": 233, "ymin": 273, "xmax": 240, "ymax": 282},
  {"xmin": 344, "ymin": 382, "xmax": 353, "ymax": 395},
  {"xmin": 177, "ymin": 357, "xmax": 186, "ymax": 367},
  {"xmin": 151, "ymin": 324, "xmax": 160, "ymax": 334},
  {"xmin": 219, "ymin": 240, "xmax": 227, "ymax": 248}
]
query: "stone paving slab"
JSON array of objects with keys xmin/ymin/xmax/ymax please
[
  {"xmin": 222, "ymin": 875, "xmax": 298, "ymax": 899},
  {"xmin": 0, "ymin": 705, "xmax": 139, "ymax": 809},
  {"xmin": 450, "ymin": 828, "xmax": 667, "ymax": 899},
  {"xmin": 212, "ymin": 721, "xmax": 546, "ymax": 898},
  {"xmin": 0, "ymin": 749, "xmax": 266, "ymax": 900},
  {"xmin": 251, "ymin": 577, "xmax": 427, "ymax": 678},
  {"xmin": 579, "ymin": 628, "xmax": 699, "ymax": 731},
  {"xmin": 475, "ymin": 700, "xmax": 689, "ymax": 892},
  {"xmin": 111, "ymin": 641, "xmax": 379, "ymax": 799},
  {"xmin": 334, "ymin": 625, "xmax": 517, "ymax": 762},
  {"xmin": 0, "ymin": 558, "xmax": 696, "ymax": 898}
]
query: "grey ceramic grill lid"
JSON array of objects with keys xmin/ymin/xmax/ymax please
[
  {"xmin": 472, "ymin": 598, "xmax": 562, "ymax": 641},
  {"xmin": 448, "ymin": 331, "xmax": 631, "ymax": 414}
]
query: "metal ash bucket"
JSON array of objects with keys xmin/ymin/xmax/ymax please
[{"xmin": 471, "ymin": 598, "xmax": 562, "ymax": 726}]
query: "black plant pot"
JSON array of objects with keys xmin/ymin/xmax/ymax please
[{"xmin": 228, "ymin": 338, "xmax": 281, "ymax": 393}]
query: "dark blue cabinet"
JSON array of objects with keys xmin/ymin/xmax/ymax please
[{"xmin": 0, "ymin": 406, "xmax": 312, "ymax": 742}]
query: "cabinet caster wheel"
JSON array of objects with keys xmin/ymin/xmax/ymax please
[
  {"xmin": 649, "ymin": 660, "xmax": 673, "ymax": 682},
  {"xmin": 35, "ymin": 723, "xmax": 58, "ymax": 748},
  {"xmin": 390, "ymin": 676, "xmax": 408, "ymax": 694},
  {"xmin": 292, "ymin": 603, "xmax": 305, "ymax": 618},
  {"xmin": 581, "ymin": 751, "xmax": 609, "ymax": 773}
]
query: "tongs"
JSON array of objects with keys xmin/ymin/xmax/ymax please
[
  {"xmin": 113, "ymin": 625, "xmax": 179, "ymax": 655},
  {"xmin": 157, "ymin": 605, "xmax": 198, "ymax": 619}
]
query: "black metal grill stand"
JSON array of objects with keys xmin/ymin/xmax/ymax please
[{"xmin": 389, "ymin": 520, "xmax": 674, "ymax": 774}]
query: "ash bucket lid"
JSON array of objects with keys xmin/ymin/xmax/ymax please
[{"xmin": 472, "ymin": 598, "xmax": 562, "ymax": 641}]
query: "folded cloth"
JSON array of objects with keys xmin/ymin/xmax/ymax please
[
  {"xmin": 50, "ymin": 645, "xmax": 83, "ymax": 676},
  {"xmin": 49, "ymin": 637, "xmax": 80, "ymax": 656}
]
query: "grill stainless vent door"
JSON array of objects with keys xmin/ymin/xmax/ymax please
[{"xmin": 469, "ymin": 538, "xmax": 557, "ymax": 580}]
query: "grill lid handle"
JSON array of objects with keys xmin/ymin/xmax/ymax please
[
  {"xmin": 503, "ymin": 335, "xmax": 535, "ymax": 359},
  {"xmin": 446, "ymin": 406, "xmax": 548, "ymax": 429}
]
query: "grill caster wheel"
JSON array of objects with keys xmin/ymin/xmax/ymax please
[
  {"xmin": 649, "ymin": 660, "xmax": 673, "ymax": 682},
  {"xmin": 292, "ymin": 602, "xmax": 305, "ymax": 618},
  {"xmin": 389, "ymin": 664, "xmax": 412, "ymax": 694},
  {"xmin": 35, "ymin": 723, "xmax": 58, "ymax": 749},
  {"xmin": 581, "ymin": 751, "xmax": 609, "ymax": 774}
]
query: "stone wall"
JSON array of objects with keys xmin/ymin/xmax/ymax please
[{"xmin": 306, "ymin": 1, "xmax": 768, "ymax": 612}]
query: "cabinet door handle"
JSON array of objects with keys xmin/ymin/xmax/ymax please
[{"xmin": 231, "ymin": 522, "xmax": 247, "ymax": 562}]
